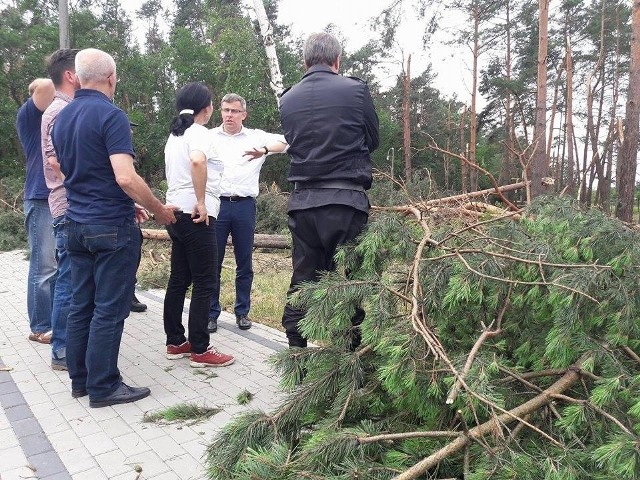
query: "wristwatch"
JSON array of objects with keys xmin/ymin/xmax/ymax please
[{"xmin": 262, "ymin": 146, "xmax": 269, "ymax": 155}]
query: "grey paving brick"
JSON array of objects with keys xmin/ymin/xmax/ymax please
[
  {"xmin": 5, "ymin": 403, "xmax": 32, "ymax": 422},
  {"xmin": 0, "ymin": 251, "xmax": 288, "ymax": 480},
  {"xmin": 0, "ymin": 390, "xmax": 25, "ymax": 408},
  {"xmin": 12, "ymin": 417, "xmax": 42, "ymax": 438},
  {"xmin": 20, "ymin": 431, "xmax": 55, "ymax": 457},
  {"xmin": 27, "ymin": 450, "xmax": 67, "ymax": 477}
]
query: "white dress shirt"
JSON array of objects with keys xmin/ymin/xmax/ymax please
[
  {"xmin": 165, "ymin": 123, "xmax": 223, "ymax": 217},
  {"xmin": 211, "ymin": 125, "xmax": 286, "ymax": 197}
]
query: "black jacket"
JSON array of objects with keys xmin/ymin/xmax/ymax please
[{"xmin": 280, "ymin": 65, "xmax": 379, "ymax": 190}]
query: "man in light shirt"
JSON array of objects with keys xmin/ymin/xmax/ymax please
[
  {"xmin": 207, "ymin": 93, "xmax": 287, "ymax": 333},
  {"xmin": 41, "ymin": 48, "xmax": 80, "ymax": 371}
]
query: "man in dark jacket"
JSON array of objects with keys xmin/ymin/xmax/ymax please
[{"xmin": 279, "ymin": 32, "xmax": 379, "ymax": 348}]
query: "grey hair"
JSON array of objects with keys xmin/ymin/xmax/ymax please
[
  {"xmin": 303, "ymin": 32, "xmax": 341, "ymax": 67},
  {"xmin": 221, "ymin": 93, "xmax": 246, "ymax": 111},
  {"xmin": 75, "ymin": 48, "xmax": 116, "ymax": 84}
]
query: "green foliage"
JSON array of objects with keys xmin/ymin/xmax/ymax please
[
  {"xmin": 255, "ymin": 188, "xmax": 288, "ymax": 234},
  {"xmin": 206, "ymin": 197, "xmax": 640, "ymax": 479},
  {"xmin": 142, "ymin": 402, "xmax": 221, "ymax": 424},
  {"xmin": 236, "ymin": 389, "xmax": 254, "ymax": 405}
]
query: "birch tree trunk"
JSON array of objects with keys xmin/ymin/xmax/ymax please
[
  {"xmin": 252, "ymin": 0, "xmax": 284, "ymax": 102},
  {"xmin": 531, "ymin": 0, "xmax": 550, "ymax": 197},
  {"xmin": 616, "ymin": 0, "xmax": 640, "ymax": 222}
]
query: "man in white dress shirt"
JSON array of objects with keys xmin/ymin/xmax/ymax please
[{"xmin": 207, "ymin": 93, "xmax": 287, "ymax": 333}]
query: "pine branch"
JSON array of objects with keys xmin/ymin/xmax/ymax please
[
  {"xmin": 392, "ymin": 357, "xmax": 590, "ymax": 480},
  {"xmin": 550, "ymin": 393, "xmax": 635, "ymax": 437}
]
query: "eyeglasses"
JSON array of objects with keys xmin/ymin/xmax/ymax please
[
  {"xmin": 220, "ymin": 108, "xmax": 244, "ymax": 115},
  {"xmin": 107, "ymin": 72, "xmax": 120, "ymax": 83}
]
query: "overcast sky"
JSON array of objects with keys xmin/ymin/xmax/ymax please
[{"xmin": 123, "ymin": 0, "xmax": 472, "ymax": 100}]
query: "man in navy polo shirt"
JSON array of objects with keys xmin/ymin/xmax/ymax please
[
  {"xmin": 16, "ymin": 77, "xmax": 56, "ymax": 344},
  {"xmin": 52, "ymin": 48, "xmax": 177, "ymax": 408}
]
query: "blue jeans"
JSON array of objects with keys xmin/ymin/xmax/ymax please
[
  {"xmin": 23, "ymin": 199, "xmax": 56, "ymax": 333},
  {"xmin": 164, "ymin": 214, "xmax": 217, "ymax": 354},
  {"xmin": 64, "ymin": 219, "xmax": 141, "ymax": 399},
  {"xmin": 51, "ymin": 215, "xmax": 70, "ymax": 360},
  {"xmin": 208, "ymin": 197, "xmax": 256, "ymax": 319}
]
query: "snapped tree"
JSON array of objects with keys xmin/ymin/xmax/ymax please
[{"xmin": 205, "ymin": 193, "xmax": 640, "ymax": 479}]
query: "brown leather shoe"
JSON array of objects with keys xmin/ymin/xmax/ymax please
[{"xmin": 28, "ymin": 331, "xmax": 52, "ymax": 344}]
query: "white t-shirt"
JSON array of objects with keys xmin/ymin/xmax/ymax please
[
  {"xmin": 211, "ymin": 125, "xmax": 287, "ymax": 197},
  {"xmin": 165, "ymin": 123, "xmax": 223, "ymax": 217}
]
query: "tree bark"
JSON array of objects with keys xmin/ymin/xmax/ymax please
[
  {"xmin": 565, "ymin": 27, "xmax": 575, "ymax": 193},
  {"xmin": 469, "ymin": 0, "xmax": 479, "ymax": 192},
  {"xmin": 403, "ymin": 54, "xmax": 412, "ymax": 182},
  {"xmin": 142, "ymin": 229, "xmax": 291, "ymax": 249},
  {"xmin": 531, "ymin": 0, "xmax": 550, "ymax": 197},
  {"xmin": 251, "ymin": 0, "xmax": 284, "ymax": 102},
  {"xmin": 616, "ymin": 0, "xmax": 640, "ymax": 222}
]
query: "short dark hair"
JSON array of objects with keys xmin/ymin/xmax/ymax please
[
  {"xmin": 46, "ymin": 49, "xmax": 80, "ymax": 87},
  {"xmin": 170, "ymin": 82, "xmax": 212, "ymax": 136},
  {"xmin": 303, "ymin": 32, "xmax": 341, "ymax": 68}
]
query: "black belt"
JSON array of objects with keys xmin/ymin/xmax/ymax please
[
  {"xmin": 294, "ymin": 180, "xmax": 364, "ymax": 191},
  {"xmin": 220, "ymin": 195, "xmax": 253, "ymax": 202}
]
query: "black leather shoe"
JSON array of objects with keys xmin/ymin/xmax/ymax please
[
  {"xmin": 236, "ymin": 314, "xmax": 252, "ymax": 330},
  {"xmin": 207, "ymin": 317, "xmax": 218, "ymax": 333},
  {"xmin": 72, "ymin": 389, "xmax": 88, "ymax": 398},
  {"xmin": 89, "ymin": 382, "xmax": 151, "ymax": 408},
  {"xmin": 131, "ymin": 295, "xmax": 147, "ymax": 313}
]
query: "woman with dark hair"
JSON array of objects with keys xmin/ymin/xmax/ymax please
[{"xmin": 163, "ymin": 82, "xmax": 234, "ymax": 368}]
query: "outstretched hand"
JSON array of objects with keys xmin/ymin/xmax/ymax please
[{"xmin": 243, "ymin": 147, "xmax": 265, "ymax": 161}]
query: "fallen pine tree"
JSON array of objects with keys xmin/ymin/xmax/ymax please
[{"xmin": 205, "ymin": 195, "xmax": 640, "ymax": 480}]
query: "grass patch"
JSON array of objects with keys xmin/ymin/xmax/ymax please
[
  {"xmin": 218, "ymin": 248, "xmax": 290, "ymax": 331},
  {"xmin": 192, "ymin": 369, "xmax": 218, "ymax": 379},
  {"xmin": 236, "ymin": 389, "xmax": 254, "ymax": 405},
  {"xmin": 138, "ymin": 239, "xmax": 290, "ymax": 331},
  {"xmin": 142, "ymin": 403, "xmax": 221, "ymax": 424}
]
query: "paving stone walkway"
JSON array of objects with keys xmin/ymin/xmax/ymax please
[{"xmin": 0, "ymin": 250, "xmax": 287, "ymax": 479}]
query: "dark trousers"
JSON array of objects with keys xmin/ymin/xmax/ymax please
[
  {"xmin": 163, "ymin": 213, "xmax": 217, "ymax": 354},
  {"xmin": 281, "ymin": 205, "xmax": 368, "ymax": 347},
  {"xmin": 65, "ymin": 219, "xmax": 141, "ymax": 399},
  {"xmin": 209, "ymin": 197, "xmax": 256, "ymax": 319}
]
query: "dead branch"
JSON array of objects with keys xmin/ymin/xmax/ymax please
[
  {"xmin": 358, "ymin": 430, "xmax": 462, "ymax": 445},
  {"xmin": 392, "ymin": 358, "xmax": 588, "ymax": 480},
  {"xmin": 425, "ymin": 140, "xmax": 520, "ymax": 211},
  {"xmin": 622, "ymin": 346, "xmax": 640, "ymax": 366},
  {"xmin": 447, "ymin": 323, "xmax": 503, "ymax": 404}
]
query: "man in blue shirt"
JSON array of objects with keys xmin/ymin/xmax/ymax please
[
  {"xmin": 16, "ymin": 77, "xmax": 56, "ymax": 344},
  {"xmin": 52, "ymin": 48, "xmax": 177, "ymax": 408}
]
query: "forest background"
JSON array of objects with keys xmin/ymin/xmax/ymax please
[
  {"xmin": 1, "ymin": 0, "xmax": 637, "ymax": 222},
  {"xmin": 3, "ymin": 2, "xmax": 640, "ymax": 478}
]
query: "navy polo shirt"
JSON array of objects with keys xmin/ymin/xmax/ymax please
[
  {"xmin": 16, "ymin": 98, "xmax": 50, "ymax": 200},
  {"xmin": 52, "ymin": 89, "xmax": 136, "ymax": 225}
]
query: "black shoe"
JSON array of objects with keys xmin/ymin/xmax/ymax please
[
  {"xmin": 72, "ymin": 388, "xmax": 88, "ymax": 398},
  {"xmin": 131, "ymin": 295, "xmax": 147, "ymax": 313},
  {"xmin": 236, "ymin": 314, "xmax": 252, "ymax": 330},
  {"xmin": 89, "ymin": 382, "xmax": 151, "ymax": 408},
  {"xmin": 207, "ymin": 317, "xmax": 218, "ymax": 333}
]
